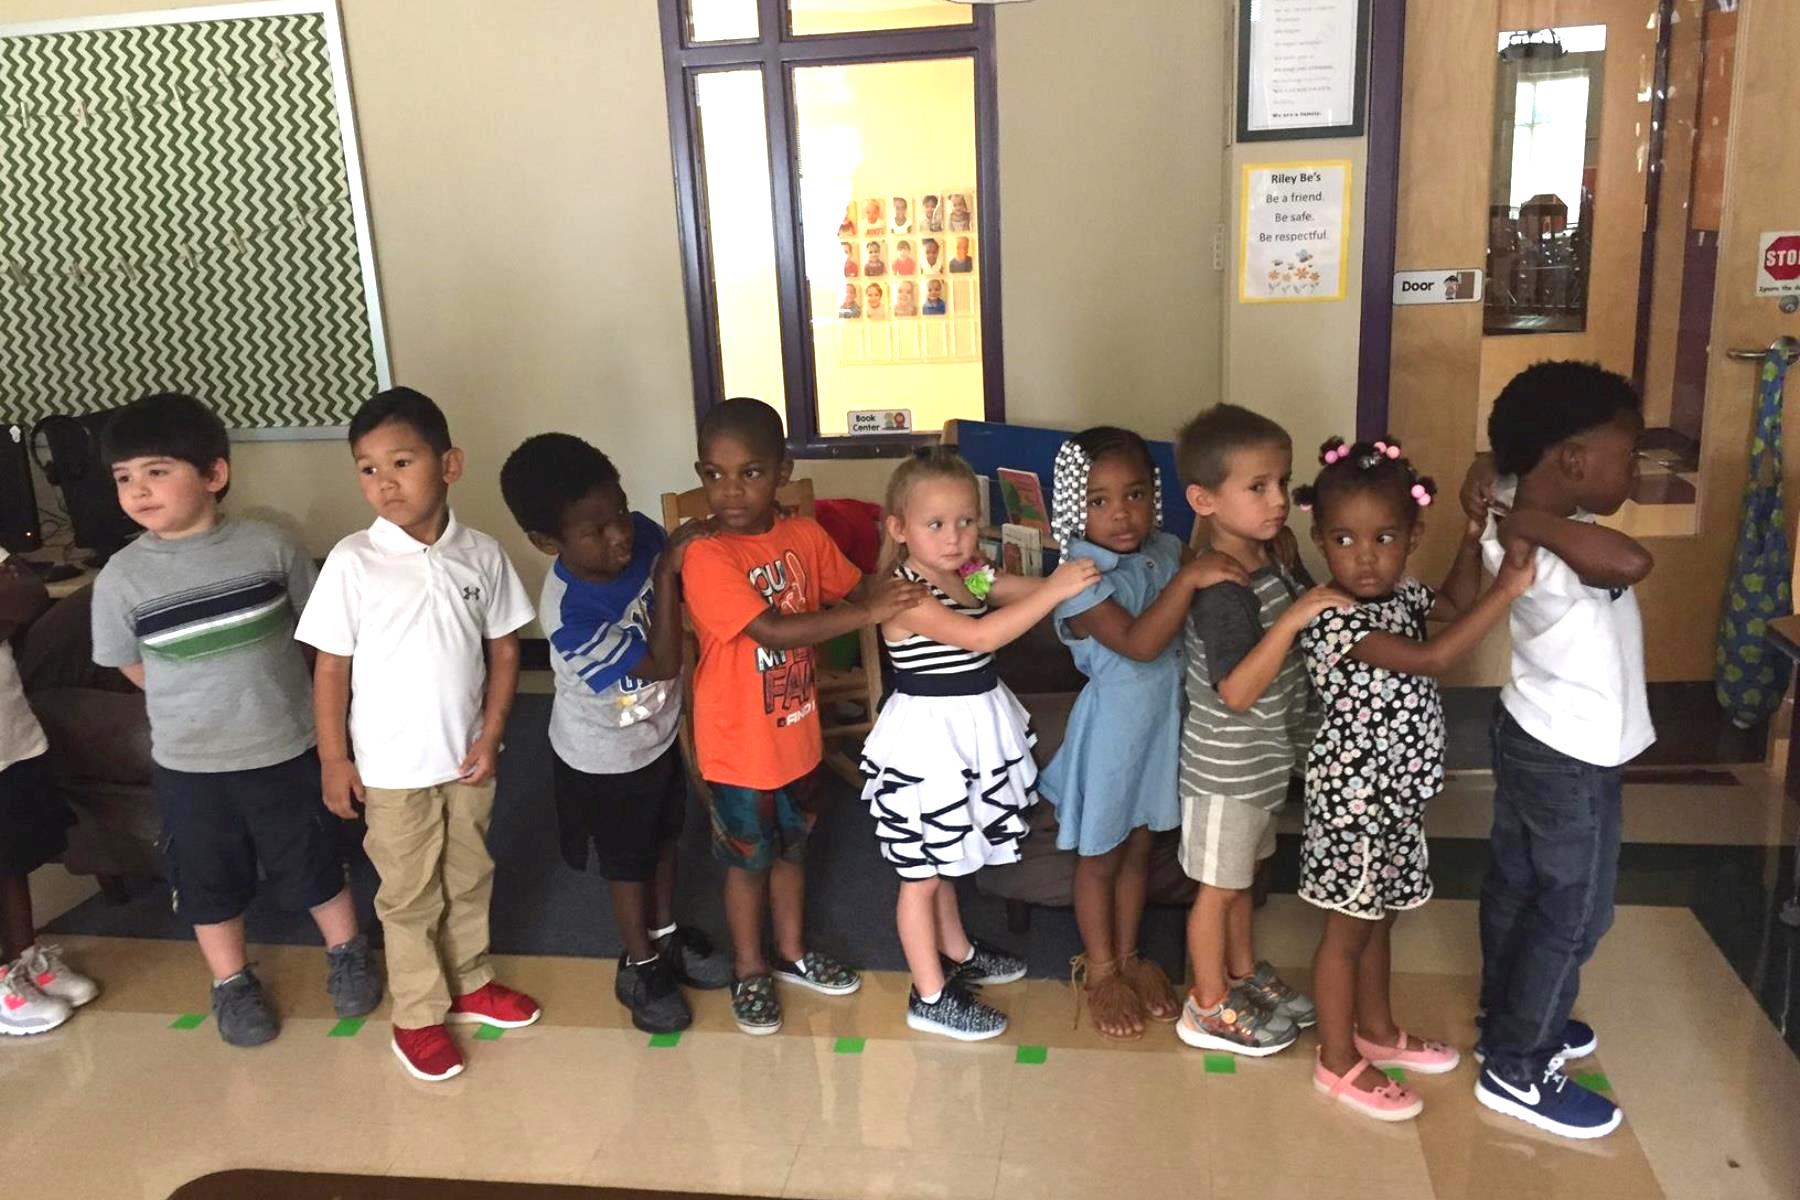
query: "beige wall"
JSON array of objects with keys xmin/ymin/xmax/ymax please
[
  {"xmin": 10, "ymin": 0, "xmax": 1370, "ymax": 580},
  {"xmin": 8, "ymin": 0, "xmax": 699, "ymax": 596}
]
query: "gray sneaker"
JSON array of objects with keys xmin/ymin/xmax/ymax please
[
  {"xmin": 943, "ymin": 939, "xmax": 1027, "ymax": 986},
  {"xmin": 616, "ymin": 953, "xmax": 693, "ymax": 1034},
  {"xmin": 1234, "ymin": 961, "xmax": 1316, "ymax": 1029},
  {"xmin": 1175, "ymin": 985, "xmax": 1297, "ymax": 1057},
  {"xmin": 731, "ymin": 973, "xmax": 782, "ymax": 1036},
  {"xmin": 657, "ymin": 926, "xmax": 733, "ymax": 990},
  {"xmin": 325, "ymin": 934, "xmax": 383, "ymax": 1019},
  {"xmin": 907, "ymin": 982, "xmax": 1007, "ymax": 1042},
  {"xmin": 212, "ymin": 967, "xmax": 279, "ymax": 1047}
]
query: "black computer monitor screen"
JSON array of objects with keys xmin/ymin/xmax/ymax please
[
  {"xmin": 0, "ymin": 425, "xmax": 42, "ymax": 555},
  {"xmin": 32, "ymin": 412, "xmax": 138, "ymax": 561}
]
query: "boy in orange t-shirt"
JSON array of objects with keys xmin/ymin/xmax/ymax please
[{"xmin": 682, "ymin": 398, "xmax": 925, "ymax": 1036}]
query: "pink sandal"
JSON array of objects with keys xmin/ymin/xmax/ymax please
[
  {"xmin": 1313, "ymin": 1053, "xmax": 1424, "ymax": 1122},
  {"xmin": 1352, "ymin": 1029, "xmax": 1461, "ymax": 1076}
]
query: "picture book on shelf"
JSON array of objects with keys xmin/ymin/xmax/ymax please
[
  {"xmin": 996, "ymin": 468, "xmax": 1050, "ymax": 535},
  {"xmin": 1001, "ymin": 523, "xmax": 1043, "ymax": 578}
]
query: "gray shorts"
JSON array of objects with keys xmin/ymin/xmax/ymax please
[{"xmin": 1178, "ymin": 793, "xmax": 1277, "ymax": 889}]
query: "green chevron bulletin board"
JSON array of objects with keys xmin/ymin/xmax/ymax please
[{"xmin": 0, "ymin": 1, "xmax": 388, "ymax": 432}]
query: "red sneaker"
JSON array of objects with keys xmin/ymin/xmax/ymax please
[
  {"xmin": 391, "ymin": 1024, "xmax": 464, "ymax": 1082},
  {"xmin": 447, "ymin": 981, "xmax": 542, "ymax": 1029}
]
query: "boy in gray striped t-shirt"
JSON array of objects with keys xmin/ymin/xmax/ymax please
[{"xmin": 1172, "ymin": 405, "xmax": 1348, "ymax": 1059}]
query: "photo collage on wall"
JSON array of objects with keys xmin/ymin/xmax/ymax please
[{"xmin": 826, "ymin": 190, "xmax": 980, "ymax": 365}]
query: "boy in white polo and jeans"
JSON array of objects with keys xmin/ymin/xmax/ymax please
[{"xmin": 297, "ymin": 387, "xmax": 539, "ymax": 1082}]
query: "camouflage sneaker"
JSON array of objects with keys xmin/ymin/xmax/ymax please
[
  {"xmin": 943, "ymin": 939, "xmax": 1027, "ymax": 986},
  {"xmin": 731, "ymin": 973, "xmax": 782, "ymax": 1036},
  {"xmin": 773, "ymin": 950, "xmax": 861, "ymax": 996},
  {"xmin": 1233, "ymin": 961, "xmax": 1316, "ymax": 1029},
  {"xmin": 1176, "ymin": 985, "xmax": 1297, "ymax": 1057}
]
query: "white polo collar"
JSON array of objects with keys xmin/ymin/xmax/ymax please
[{"xmin": 368, "ymin": 510, "xmax": 466, "ymax": 556}]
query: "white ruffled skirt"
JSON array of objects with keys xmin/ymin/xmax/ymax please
[{"xmin": 859, "ymin": 683, "xmax": 1040, "ymax": 880}]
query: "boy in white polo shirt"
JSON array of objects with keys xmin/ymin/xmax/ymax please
[
  {"xmin": 297, "ymin": 387, "xmax": 539, "ymax": 1083},
  {"xmin": 1466, "ymin": 362, "xmax": 1654, "ymax": 1141}
]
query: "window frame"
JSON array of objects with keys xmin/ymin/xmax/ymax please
[{"xmin": 659, "ymin": 0, "xmax": 1005, "ymax": 459}]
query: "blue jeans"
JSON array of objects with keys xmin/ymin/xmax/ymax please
[{"xmin": 1478, "ymin": 708, "xmax": 1623, "ymax": 1082}]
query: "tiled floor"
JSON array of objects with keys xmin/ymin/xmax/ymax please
[{"xmin": 13, "ymin": 890, "xmax": 1799, "ymax": 1199}]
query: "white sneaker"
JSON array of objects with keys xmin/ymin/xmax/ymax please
[
  {"xmin": 0, "ymin": 957, "xmax": 72, "ymax": 1036},
  {"xmin": 21, "ymin": 944, "xmax": 98, "ymax": 1008}
]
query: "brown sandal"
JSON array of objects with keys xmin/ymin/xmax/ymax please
[
  {"xmin": 1121, "ymin": 952, "xmax": 1180, "ymax": 1023},
  {"xmin": 1071, "ymin": 954, "xmax": 1144, "ymax": 1041}
]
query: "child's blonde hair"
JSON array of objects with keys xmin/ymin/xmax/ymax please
[{"xmin": 879, "ymin": 447, "xmax": 980, "ymax": 575}]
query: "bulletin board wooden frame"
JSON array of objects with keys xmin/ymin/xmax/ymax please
[{"xmin": 0, "ymin": 0, "xmax": 388, "ymax": 439}]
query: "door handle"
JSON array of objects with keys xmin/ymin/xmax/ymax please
[{"xmin": 1726, "ymin": 336, "xmax": 1800, "ymax": 363}]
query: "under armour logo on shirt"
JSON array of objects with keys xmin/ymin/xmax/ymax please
[{"xmin": 462, "ymin": 585, "xmax": 482, "ymax": 602}]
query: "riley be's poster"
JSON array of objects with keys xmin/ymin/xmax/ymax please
[{"xmin": 1239, "ymin": 160, "xmax": 1351, "ymax": 303}]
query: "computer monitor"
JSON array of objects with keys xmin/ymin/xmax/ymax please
[
  {"xmin": 31, "ymin": 411, "xmax": 138, "ymax": 562},
  {"xmin": 0, "ymin": 425, "xmax": 42, "ymax": 555}
]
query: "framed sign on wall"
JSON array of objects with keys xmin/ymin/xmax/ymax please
[
  {"xmin": 1236, "ymin": 0, "xmax": 1371, "ymax": 142},
  {"xmin": 0, "ymin": 0, "xmax": 387, "ymax": 436}
]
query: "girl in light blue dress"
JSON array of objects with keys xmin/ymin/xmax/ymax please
[{"xmin": 1041, "ymin": 427, "xmax": 1244, "ymax": 1040}]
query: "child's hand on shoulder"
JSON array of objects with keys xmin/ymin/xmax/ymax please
[
  {"xmin": 1184, "ymin": 550, "xmax": 1249, "ymax": 591},
  {"xmin": 1047, "ymin": 555, "xmax": 1102, "ymax": 598},
  {"xmin": 661, "ymin": 517, "xmax": 718, "ymax": 576},
  {"xmin": 1496, "ymin": 538, "xmax": 1536, "ymax": 598},
  {"xmin": 1287, "ymin": 583, "xmax": 1353, "ymax": 627},
  {"xmin": 866, "ymin": 573, "xmax": 930, "ymax": 623},
  {"xmin": 1460, "ymin": 455, "xmax": 1505, "ymax": 529}
]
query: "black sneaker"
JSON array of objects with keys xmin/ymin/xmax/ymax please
[
  {"xmin": 943, "ymin": 939, "xmax": 1027, "ymax": 986},
  {"xmin": 212, "ymin": 967, "xmax": 278, "ymax": 1048},
  {"xmin": 906, "ymin": 982, "xmax": 1007, "ymax": 1042},
  {"xmin": 731, "ymin": 973, "xmax": 782, "ymax": 1036},
  {"xmin": 325, "ymin": 934, "xmax": 383, "ymax": 1019},
  {"xmin": 656, "ymin": 926, "xmax": 733, "ymax": 991},
  {"xmin": 615, "ymin": 953, "xmax": 692, "ymax": 1034}
]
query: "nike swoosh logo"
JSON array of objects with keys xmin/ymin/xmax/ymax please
[{"xmin": 1488, "ymin": 1072, "xmax": 1540, "ymax": 1105}]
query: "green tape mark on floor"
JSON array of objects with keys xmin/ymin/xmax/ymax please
[
  {"xmin": 169, "ymin": 1013, "xmax": 206, "ymax": 1030},
  {"xmin": 1015, "ymin": 1044, "xmax": 1048, "ymax": 1065},
  {"xmin": 474, "ymin": 1025, "xmax": 504, "ymax": 1041},
  {"xmin": 1575, "ymin": 1071, "xmax": 1611, "ymax": 1093},
  {"xmin": 1203, "ymin": 1054, "xmax": 1237, "ymax": 1074},
  {"xmin": 648, "ymin": 1031, "xmax": 681, "ymax": 1048},
  {"xmin": 833, "ymin": 1036, "xmax": 865, "ymax": 1055},
  {"xmin": 327, "ymin": 1018, "xmax": 364, "ymax": 1038},
  {"xmin": 1384, "ymin": 1067, "xmax": 1407, "ymax": 1082}
]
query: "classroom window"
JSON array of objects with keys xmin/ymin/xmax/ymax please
[{"xmin": 659, "ymin": 0, "xmax": 1001, "ymax": 456}]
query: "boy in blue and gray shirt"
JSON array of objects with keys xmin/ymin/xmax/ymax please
[
  {"xmin": 90, "ymin": 393, "xmax": 381, "ymax": 1047},
  {"xmin": 500, "ymin": 433, "xmax": 728, "ymax": 1033}
]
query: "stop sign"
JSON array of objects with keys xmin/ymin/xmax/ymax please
[{"xmin": 1765, "ymin": 235, "xmax": 1800, "ymax": 281}]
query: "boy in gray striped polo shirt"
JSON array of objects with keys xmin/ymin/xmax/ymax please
[{"xmin": 1173, "ymin": 405, "xmax": 1348, "ymax": 1058}]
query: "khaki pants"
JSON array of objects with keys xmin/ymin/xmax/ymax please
[{"xmin": 362, "ymin": 780, "xmax": 497, "ymax": 1029}]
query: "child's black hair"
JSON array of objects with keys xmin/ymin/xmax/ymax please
[
  {"xmin": 1176, "ymin": 403, "xmax": 1292, "ymax": 488},
  {"xmin": 697, "ymin": 396, "xmax": 786, "ymax": 461},
  {"xmin": 499, "ymin": 433, "xmax": 621, "ymax": 539},
  {"xmin": 101, "ymin": 392, "xmax": 231, "ymax": 500},
  {"xmin": 1487, "ymin": 361, "xmax": 1642, "ymax": 477},
  {"xmin": 1294, "ymin": 436, "xmax": 1437, "ymax": 526},
  {"xmin": 348, "ymin": 386, "xmax": 452, "ymax": 456},
  {"xmin": 1073, "ymin": 425, "xmax": 1155, "ymax": 478}
]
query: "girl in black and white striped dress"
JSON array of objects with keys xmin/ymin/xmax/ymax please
[{"xmin": 860, "ymin": 448, "xmax": 1098, "ymax": 1040}]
